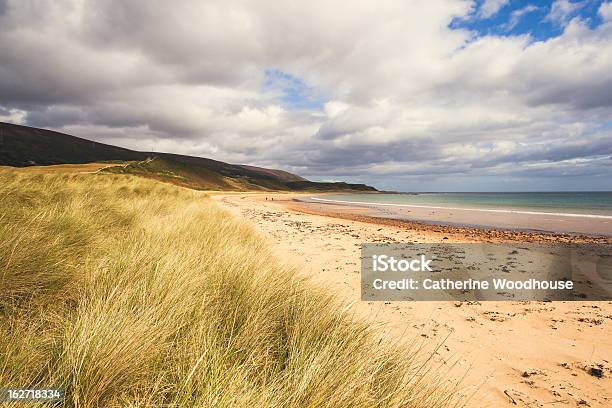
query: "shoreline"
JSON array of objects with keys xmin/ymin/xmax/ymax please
[
  {"xmin": 286, "ymin": 197, "xmax": 612, "ymax": 245},
  {"xmin": 293, "ymin": 195, "xmax": 612, "ymax": 239},
  {"xmin": 306, "ymin": 196, "xmax": 612, "ymax": 219}
]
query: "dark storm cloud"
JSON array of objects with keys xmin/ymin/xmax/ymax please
[
  {"xmin": 479, "ymin": 136, "xmax": 612, "ymax": 167},
  {"xmin": 526, "ymin": 79, "xmax": 612, "ymax": 110},
  {"xmin": 25, "ymin": 106, "xmax": 87, "ymax": 128}
]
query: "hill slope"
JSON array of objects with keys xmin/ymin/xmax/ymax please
[
  {"xmin": 0, "ymin": 122, "xmax": 375, "ymax": 191},
  {"xmin": 0, "ymin": 122, "xmax": 144, "ymax": 165}
]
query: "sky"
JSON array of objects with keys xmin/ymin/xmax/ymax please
[{"xmin": 1, "ymin": 0, "xmax": 611, "ymax": 192}]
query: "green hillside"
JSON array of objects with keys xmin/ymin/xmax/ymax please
[{"xmin": 0, "ymin": 122, "xmax": 376, "ymax": 192}]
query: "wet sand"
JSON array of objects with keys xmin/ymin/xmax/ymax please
[
  {"xmin": 214, "ymin": 192, "xmax": 612, "ymax": 407},
  {"xmin": 299, "ymin": 195, "xmax": 612, "ymax": 236}
]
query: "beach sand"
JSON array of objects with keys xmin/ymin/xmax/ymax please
[{"xmin": 214, "ymin": 192, "xmax": 612, "ymax": 407}]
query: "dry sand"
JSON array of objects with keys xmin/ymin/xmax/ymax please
[{"xmin": 214, "ymin": 192, "xmax": 612, "ymax": 408}]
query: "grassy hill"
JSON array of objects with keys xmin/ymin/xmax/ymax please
[
  {"xmin": 0, "ymin": 168, "xmax": 452, "ymax": 407},
  {"xmin": 0, "ymin": 122, "xmax": 376, "ymax": 192}
]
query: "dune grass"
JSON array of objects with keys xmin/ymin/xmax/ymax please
[{"xmin": 0, "ymin": 170, "xmax": 457, "ymax": 407}]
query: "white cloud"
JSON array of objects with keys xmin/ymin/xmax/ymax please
[
  {"xmin": 503, "ymin": 4, "xmax": 539, "ymax": 31},
  {"xmin": 478, "ymin": 0, "xmax": 510, "ymax": 19},
  {"xmin": 600, "ymin": 1, "xmax": 612, "ymax": 21},
  {"xmin": 0, "ymin": 107, "xmax": 26, "ymax": 124},
  {"xmin": 545, "ymin": 0, "xmax": 584, "ymax": 26}
]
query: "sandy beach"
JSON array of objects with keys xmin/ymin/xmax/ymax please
[{"xmin": 215, "ymin": 192, "xmax": 612, "ymax": 407}]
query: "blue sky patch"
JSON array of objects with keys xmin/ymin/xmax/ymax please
[
  {"xmin": 450, "ymin": 1, "xmax": 607, "ymax": 41},
  {"xmin": 263, "ymin": 69, "xmax": 327, "ymax": 111}
]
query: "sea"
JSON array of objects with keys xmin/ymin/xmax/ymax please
[{"xmin": 311, "ymin": 192, "xmax": 612, "ymax": 219}]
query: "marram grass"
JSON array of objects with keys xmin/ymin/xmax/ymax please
[{"xmin": 0, "ymin": 170, "xmax": 458, "ymax": 407}]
